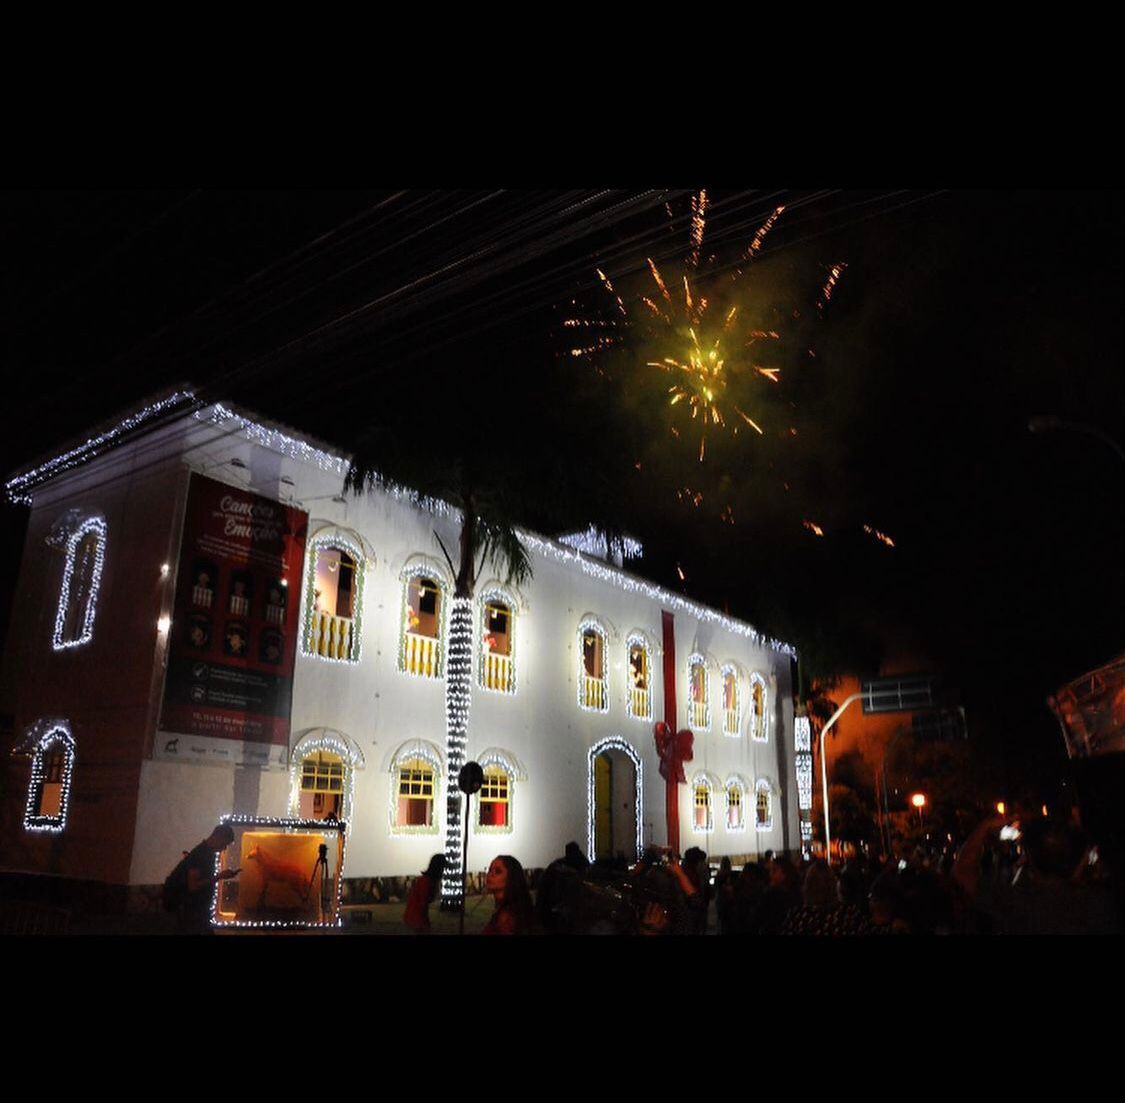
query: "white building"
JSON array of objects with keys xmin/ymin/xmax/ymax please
[{"xmin": 1, "ymin": 389, "xmax": 807, "ymax": 907}]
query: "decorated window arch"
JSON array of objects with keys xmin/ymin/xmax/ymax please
[
  {"xmin": 749, "ymin": 671, "xmax": 769, "ymax": 742},
  {"xmin": 389, "ymin": 740, "xmax": 443, "ymax": 834},
  {"xmin": 476, "ymin": 749, "xmax": 523, "ymax": 833},
  {"xmin": 625, "ymin": 632, "xmax": 653, "ymax": 721},
  {"xmin": 721, "ymin": 663, "xmax": 740, "ymax": 737},
  {"xmin": 288, "ymin": 730, "xmax": 364, "ymax": 824},
  {"xmin": 478, "ymin": 587, "xmax": 517, "ymax": 695},
  {"xmin": 53, "ymin": 515, "xmax": 107, "ymax": 650},
  {"xmin": 725, "ymin": 775, "xmax": 748, "ymax": 832},
  {"xmin": 301, "ymin": 528, "xmax": 367, "ymax": 663},
  {"xmin": 399, "ymin": 562, "xmax": 449, "ymax": 679},
  {"xmin": 22, "ymin": 720, "xmax": 76, "ymax": 833},
  {"xmin": 755, "ymin": 778, "xmax": 775, "ymax": 831},
  {"xmin": 688, "ymin": 653, "xmax": 710, "ymax": 731},
  {"xmin": 577, "ymin": 618, "xmax": 609, "ymax": 713},
  {"xmin": 691, "ymin": 771, "xmax": 715, "ymax": 832}
]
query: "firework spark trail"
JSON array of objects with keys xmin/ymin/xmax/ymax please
[
  {"xmin": 863, "ymin": 523, "xmax": 895, "ymax": 548},
  {"xmin": 818, "ymin": 262, "xmax": 847, "ymax": 309},
  {"xmin": 803, "ymin": 520, "xmax": 825, "ymax": 537},
  {"xmin": 648, "ymin": 257, "xmax": 672, "ymax": 304},
  {"xmin": 745, "ymin": 204, "xmax": 786, "ymax": 259},
  {"xmin": 689, "ymin": 189, "xmax": 708, "ymax": 269},
  {"xmin": 597, "ymin": 268, "xmax": 628, "ymax": 317}
]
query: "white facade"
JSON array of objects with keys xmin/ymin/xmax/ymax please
[{"xmin": 2, "ymin": 393, "xmax": 800, "ymax": 889}]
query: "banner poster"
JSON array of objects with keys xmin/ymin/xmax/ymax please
[{"xmin": 157, "ymin": 473, "xmax": 308, "ymax": 768}]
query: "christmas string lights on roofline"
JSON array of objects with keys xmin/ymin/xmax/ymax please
[
  {"xmin": 196, "ymin": 404, "xmax": 350, "ymax": 478},
  {"xmin": 22, "ymin": 721, "xmax": 76, "ymax": 833},
  {"xmin": 586, "ymin": 736, "xmax": 643, "ymax": 862},
  {"xmin": 558, "ymin": 527, "xmax": 644, "ymax": 562},
  {"xmin": 5, "ymin": 390, "xmax": 197, "ymax": 505},
  {"xmin": 52, "ymin": 516, "xmax": 107, "ymax": 651}
]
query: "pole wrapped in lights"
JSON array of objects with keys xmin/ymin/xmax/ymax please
[
  {"xmin": 794, "ymin": 716, "xmax": 813, "ymax": 858},
  {"xmin": 52, "ymin": 516, "xmax": 107, "ymax": 651},
  {"xmin": 22, "ymin": 720, "xmax": 76, "ymax": 833},
  {"xmin": 586, "ymin": 736, "xmax": 644, "ymax": 862},
  {"xmin": 440, "ymin": 596, "xmax": 474, "ymax": 906}
]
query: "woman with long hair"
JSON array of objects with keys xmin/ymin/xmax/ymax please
[{"xmin": 482, "ymin": 854, "xmax": 533, "ymax": 935}]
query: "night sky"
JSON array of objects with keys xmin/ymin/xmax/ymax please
[{"xmin": 2, "ymin": 189, "xmax": 1121, "ymax": 804}]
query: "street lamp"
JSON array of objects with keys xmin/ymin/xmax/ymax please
[{"xmin": 910, "ymin": 791, "xmax": 926, "ymax": 831}]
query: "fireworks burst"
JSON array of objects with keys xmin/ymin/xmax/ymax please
[
  {"xmin": 863, "ymin": 523, "xmax": 895, "ymax": 548},
  {"xmin": 566, "ymin": 192, "xmax": 791, "ymax": 463}
]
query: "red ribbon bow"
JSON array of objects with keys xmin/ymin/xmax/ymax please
[{"xmin": 653, "ymin": 721, "xmax": 694, "ymax": 785}]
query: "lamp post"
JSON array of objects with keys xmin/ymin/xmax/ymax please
[{"xmin": 910, "ymin": 791, "xmax": 926, "ymax": 832}]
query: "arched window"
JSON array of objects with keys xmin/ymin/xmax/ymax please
[
  {"xmin": 53, "ymin": 516, "xmax": 106, "ymax": 650},
  {"xmin": 688, "ymin": 654, "xmax": 710, "ymax": 731},
  {"xmin": 726, "ymin": 776, "xmax": 747, "ymax": 832},
  {"xmin": 479, "ymin": 590, "xmax": 516, "ymax": 694},
  {"xmin": 390, "ymin": 749, "xmax": 441, "ymax": 834},
  {"xmin": 23, "ymin": 721, "xmax": 76, "ymax": 833},
  {"xmin": 626, "ymin": 634, "xmax": 653, "ymax": 721},
  {"xmin": 755, "ymin": 779, "xmax": 774, "ymax": 831},
  {"xmin": 578, "ymin": 619, "xmax": 608, "ymax": 712},
  {"xmin": 750, "ymin": 672, "xmax": 768, "ymax": 742},
  {"xmin": 289, "ymin": 731, "xmax": 362, "ymax": 824},
  {"xmin": 400, "ymin": 567, "xmax": 446, "ymax": 678},
  {"xmin": 301, "ymin": 531, "xmax": 366, "ymax": 663},
  {"xmin": 479, "ymin": 766, "xmax": 511, "ymax": 829},
  {"xmin": 692, "ymin": 773, "xmax": 713, "ymax": 832},
  {"xmin": 721, "ymin": 664, "xmax": 740, "ymax": 736}
]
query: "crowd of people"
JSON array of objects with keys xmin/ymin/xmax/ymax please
[{"xmin": 404, "ymin": 811, "xmax": 1122, "ymax": 934}]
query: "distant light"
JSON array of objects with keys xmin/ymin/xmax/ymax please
[
  {"xmin": 279, "ymin": 579, "xmax": 288, "ymax": 588},
  {"xmin": 996, "ymin": 801, "xmax": 1006, "ymax": 816},
  {"xmin": 157, "ymin": 616, "xmax": 171, "ymax": 633},
  {"xmin": 1041, "ymin": 804, "xmax": 1049, "ymax": 817},
  {"xmin": 160, "ymin": 563, "xmax": 170, "ymax": 577},
  {"xmin": 910, "ymin": 792, "xmax": 926, "ymax": 809}
]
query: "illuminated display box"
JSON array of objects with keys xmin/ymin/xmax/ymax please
[{"xmin": 212, "ymin": 815, "xmax": 347, "ymax": 929}]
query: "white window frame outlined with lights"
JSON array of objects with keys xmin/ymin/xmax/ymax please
[
  {"xmin": 691, "ymin": 771, "xmax": 715, "ymax": 833},
  {"xmin": 585, "ymin": 736, "xmax": 644, "ymax": 862},
  {"xmin": 755, "ymin": 777, "xmax": 775, "ymax": 831},
  {"xmin": 478, "ymin": 586, "xmax": 518, "ymax": 695},
  {"xmin": 749, "ymin": 671, "xmax": 769, "ymax": 743},
  {"xmin": 398, "ymin": 561, "xmax": 449, "ymax": 679},
  {"xmin": 625, "ymin": 631, "xmax": 654, "ymax": 722},
  {"xmin": 720, "ymin": 663, "xmax": 741, "ymax": 737},
  {"xmin": 577, "ymin": 617, "xmax": 610, "ymax": 713},
  {"xmin": 300, "ymin": 528, "xmax": 367, "ymax": 664},
  {"xmin": 288, "ymin": 730, "xmax": 364, "ymax": 825},
  {"xmin": 475, "ymin": 750, "xmax": 522, "ymax": 835},
  {"xmin": 687, "ymin": 653, "xmax": 710, "ymax": 732},
  {"xmin": 725, "ymin": 774, "xmax": 748, "ymax": 833},
  {"xmin": 52, "ymin": 515, "xmax": 107, "ymax": 650},
  {"xmin": 389, "ymin": 742, "xmax": 443, "ymax": 835},
  {"xmin": 22, "ymin": 720, "xmax": 76, "ymax": 833}
]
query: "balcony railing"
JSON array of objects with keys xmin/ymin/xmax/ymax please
[
  {"xmin": 229, "ymin": 594, "xmax": 250, "ymax": 616},
  {"xmin": 723, "ymin": 708, "xmax": 739, "ymax": 735},
  {"xmin": 308, "ymin": 610, "xmax": 357, "ymax": 661},
  {"xmin": 192, "ymin": 585, "xmax": 213, "ymax": 609},
  {"xmin": 690, "ymin": 699, "xmax": 710, "ymax": 729},
  {"xmin": 481, "ymin": 650, "xmax": 513, "ymax": 693},
  {"xmin": 583, "ymin": 675, "xmax": 606, "ymax": 711},
  {"xmin": 630, "ymin": 686, "xmax": 650, "ymax": 719},
  {"xmin": 404, "ymin": 631, "xmax": 441, "ymax": 678},
  {"xmin": 265, "ymin": 604, "xmax": 285, "ymax": 626}
]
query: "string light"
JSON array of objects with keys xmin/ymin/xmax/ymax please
[
  {"xmin": 749, "ymin": 672, "xmax": 769, "ymax": 742},
  {"xmin": 300, "ymin": 530, "xmax": 367, "ymax": 664},
  {"xmin": 558, "ymin": 527, "xmax": 643, "ymax": 562},
  {"xmin": 755, "ymin": 778, "xmax": 774, "ymax": 832},
  {"xmin": 22, "ymin": 720, "xmax": 76, "ymax": 833},
  {"xmin": 440, "ymin": 596, "xmax": 474, "ymax": 906},
  {"xmin": 196, "ymin": 404, "xmax": 350, "ymax": 477},
  {"xmin": 586, "ymin": 736, "xmax": 643, "ymax": 861},
  {"xmin": 211, "ymin": 815, "xmax": 348, "ymax": 929},
  {"xmin": 5, "ymin": 390, "xmax": 197, "ymax": 505},
  {"xmin": 687, "ymin": 653, "xmax": 710, "ymax": 732},
  {"xmin": 287, "ymin": 731, "xmax": 361, "ymax": 824},
  {"xmin": 625, "ymin": 632, "xmax": 654, "ymax": 722},
  {"xmin": 477, "ymin": 587, "xmax": 518, "ymax": 696},
  {"xmin": 576, "ymin": 618, "xmax": 610, "ymax": 713},
  {"xmin": 52, "ymin": 516, "xmax": 107, "ymax": 651}
]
